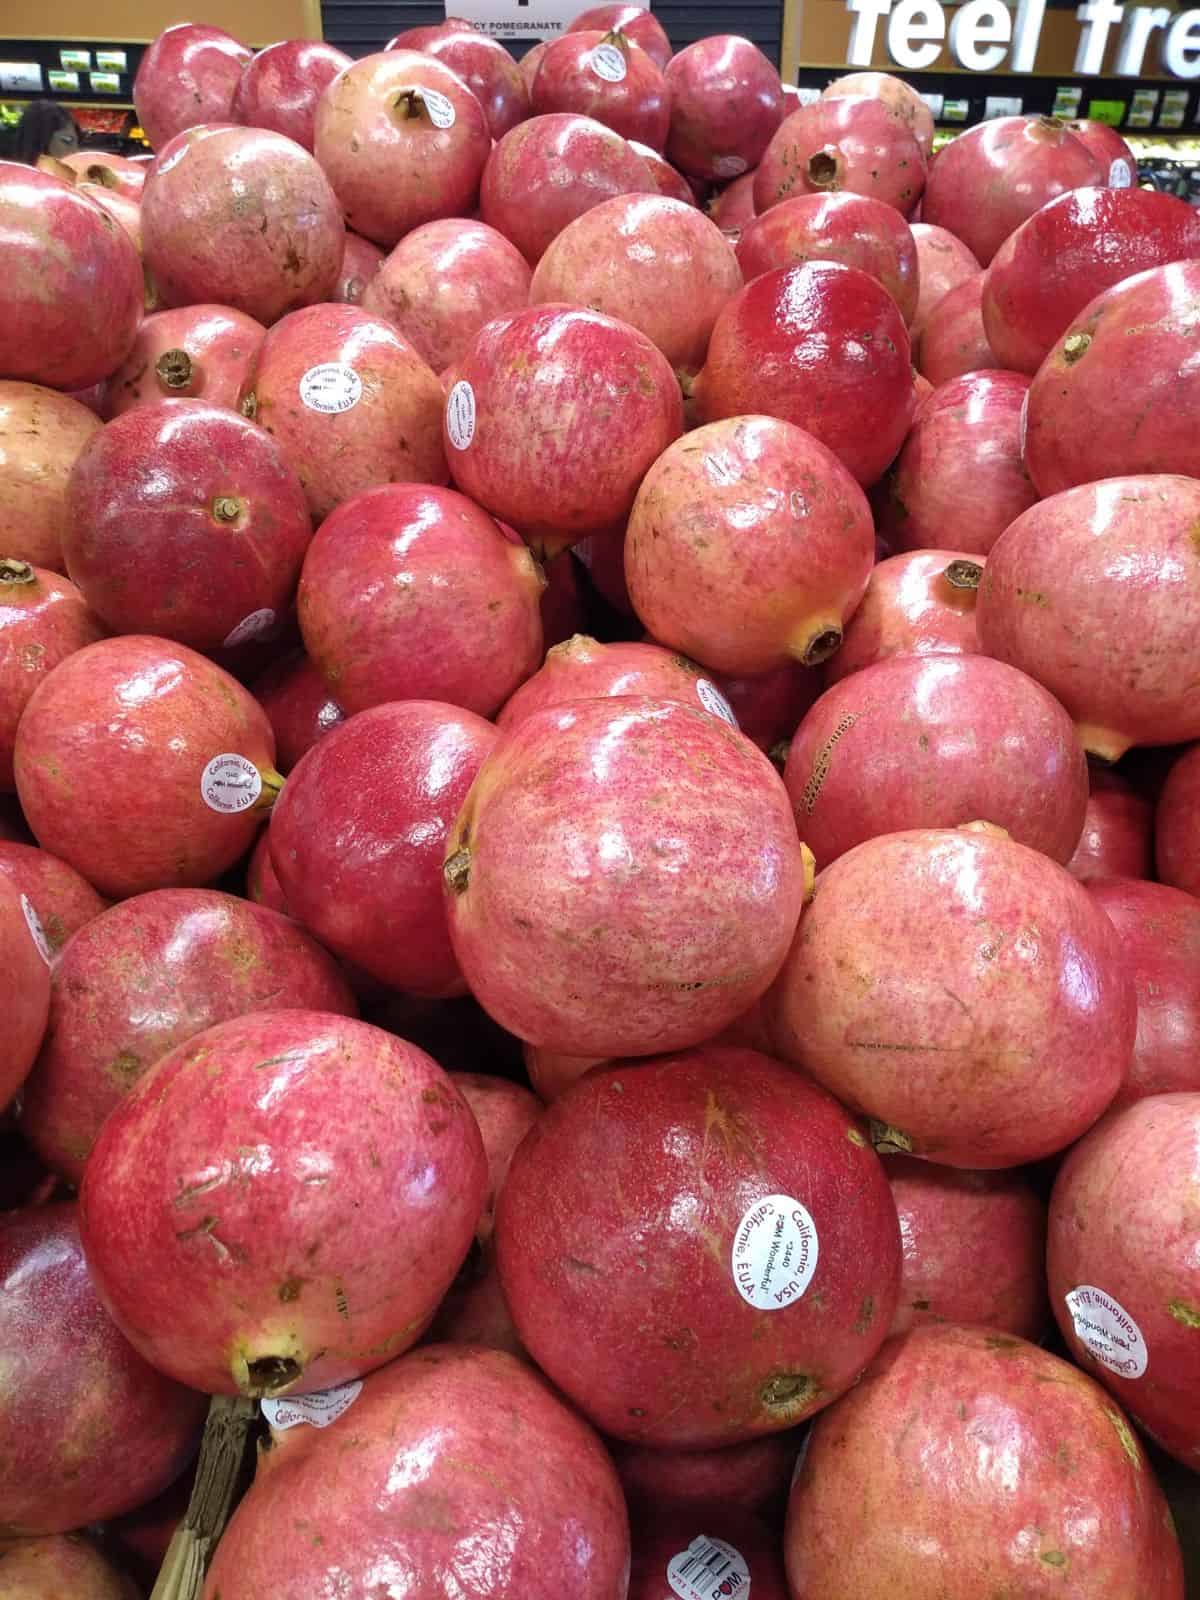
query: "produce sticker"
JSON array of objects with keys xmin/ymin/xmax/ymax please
[
  {"xmin": 667, "ymin": 1535, "xmax": 751, "ymax": 1600},
  {"xmin": 731, "ymin": 1194, "xmax": 819, "ymax": 1311},
  {"xmin": 1065, "ymin": 1285, "xmax": 1148, "ymax": 1379},
  {"xmin": 261, "ymin": 1380, "xmax": 362, "ymax": 1430}
]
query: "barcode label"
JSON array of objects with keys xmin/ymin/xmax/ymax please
[{"xmin": 667, "ymin": 1535, "xmax": 751, "ymax": 1599}]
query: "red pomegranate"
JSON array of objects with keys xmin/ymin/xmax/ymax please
[
  {"xmin": 423, "ymin": 29, "xmax": 530, "ymax": 140},
  {"xmin": 0, "ymin": 383, "xmax": 101, "ymax": 570},
  {"xmin": 19, "ymin": 888, "xmax": 355, "ymax": 1183},
  {"xmin": 520, "ymin": 38, "xmax": 550, "ymax": 90},
  {"xmin": 923, "ymin": 114, "xmax": 1103, "ymax": 265},
  {"xmin": 736, "ymin": 191, "xmax": 919, "ymax": 323},
  {"xmin": 334, "ymin": 230, "xmax": 384, "ymax": 304},
  {"xmin": 917, "ymin": 276, "xmax": 999, "ymax": 385},
  {"xmin": 313, "ymin": 50, "xmax": 491, "ymax": 247},
  {"xmin": 709, "ymin": 169, "xmax": 757, "ymax": 237},
  {"xmin": 568, "ymin": 4, "xmax": 672, "ymax": 70},
  {"xmin": 626, "ymin": 141, "xmax": 693, "ymax": 204},
  {"xmin": 498, "ymin": 636, "xmax": 738, "ymax": 733},
  {"xmin": 1068, "ymin": 768, "xmax": 1154, "ymax": 883},
  {"xmin": 298, "ymin": 484, "xmax": 544, "ymax": 716},
  {"xmin": 1158, "ymin": 745, "xmax": 1200, "ymax": 898},
  {"xmin": 81, "ymin": 1010, "xmax": 485, "ymax": 1396},
  {"xmin": 530, "ymin": 194, "xmax": 742, "ymax": 377},
  {"xmin": 133, "ymin": 24, "xmax": 251, "ymax": 149},
  {"xmin": 1, "ymin": 166, "xmax": 142, "ymax": 390},
  {"xmin": 14, "ymin": 635, "xmax": 281, "ymax": 899},
  {"xmin": 576, "ymin": 525, "xmax": 635, "ymax": 614},
  {"xmin": 361, "ymin": 219, "xmax": 532, "ymax": 375},
  {"xmin": 74, "ymin": 182, "xmax": 142, "ymax": 260},
  {"xmin": 496, "ymin": 1048, "xmax": 900, "ymax": 1446},
  {"xmin": 62, "ymin": 149, "xmax": 146, "ymax": 199},
  {"xmin": 785, "ymin": 655, "xmax": 1087, "ymax": 867},
  {"xmin": 0, "ymin": 841, "xmax": 107, "ymax": 956},
  {"xmin": 246, "ymin": 828, "xmax": 288, "ymax": 914},
  {"xmin": 714, "ymin": 665, "xmax": 821, "ymax": 756},
  {"xmin": 768, "ymin": 825, "xmax": 1135, "ymax": 1167},
  {"xmin": 252, "ymin": 650, "xmax": 344, "ymax": 772},
  {"xmin": 822, "ymin": 71, "xmax": 935, "ymax": 159},
  {"xmin": 539, "ymin": 546, "xmax": 588, "ymax": 646},
  {"xmin": 614, "ymin": 1431, "xmax": 800, "ymax": 1519},
  {"xmin": 104, "ymin": 304, "xmax": 266, "ymax": 418},
  {"xmin": 0, "ymin": 1203, "xmax": 205, "ymax": 1538},
  {"xmin": 909, "ymin": 221, "xmax": 981, "ymax": 341},
  {"xmin": 629, "ymin": 1509, "xmax": 788, "ymax": 1600},
  {"xmin": 240, "ymin": 303, "xmax": 447, "ymax": 522},
  {"xmin": 0, "ymin": 1535, "xmax": 137, "ymax": 1598},
  {"xmin": 480, "ymin": 113, "xmax": 655, "ymax": 263},
  {"xmin": 693, "ymin": 261, "xmax": 914, "ymax": 487},
  {"xmin": 523, "ymin": 1042, "xmax": 609, "ymax": 1101},
  {"xmin": 1067, "ymin": 118, "xmax": 1138, "ymax": 186},
  {"xmin": 755, "ymin": 97, "xmax": 925, "ymax": 217},
  {"xmin": 230, "ymin": 39, "xmax": 352, "ymax": 150},
  {"xmin": 532, "ymin": 30, "xmax": 669, "ymax": 151},
  {"xmin": 826, "ymin": 549, "xmax": 983, "ymax": 683},
  {"xmin": 386, "ymin": 19, "xmax": 482, "ymax": 50},
  {"xmin": 1048, "ymin": 1092, "xmax": 1200, "ymax": 1469},
  {"xmin": 202, "ymin": 1346, "xmax": 630, "ymax": 1600},
  {"xmin": 446, "ymin": 699, "xmax": 806, "ymax": 1056},
  {"xmin": 626, "ymin": 415, "xmax": 873, "ymax": 673},
  {"xmin": 785, "ymin": 1324, "xmax": 1184, "ymax": 1598},
  {"xmin": 977, "ymin": 476, "xmax": 1200, "ymax": 760},
  {"xmin": 0, "ymin": 874, "xmax": 50, "ymax": 1108},
  {"xmin": 0, "ymin": 562, "xmax": 105, "ymax": 791},
  {"xmin": 443, "ymin": 304, "xmax": 682, "ymax": 556},
  {"xmin": 664, "ymin": 35, "xmax": 783, "ymax": 181}
]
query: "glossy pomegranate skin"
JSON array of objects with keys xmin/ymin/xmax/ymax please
[
  {"xmin": 630, "ymin": 1508, "xmax": 789, "ymax": 1600},
  {"xmin": 567, "ymin": 4, "xmax": 673, "ymax": 70},
  {"xmin": 910, "ymin": 222, "xmax": 981, "ymax": 342},
  {"xmin": 755, "ymin": 97, "xmax": 925, "ymax": 217},
  {"xmin": 0, "ymin": 1534, "xmax": 138, "ymax": 1598},
  {"xmin": 423, "ymin": 30, "xmax": 530, "ymax": 140},
  {"xmin": 827, "ymin": 549, "xmax": 983, "ymax": 684},
  {"xmin": 0, "ymin": 841, "xmax": 107, "ymax": 956},
  {"xmin": 0, "ymin": 382, "xmax": 101, "ymax": 571},
  {"xmin": 768, "ymin": 827, "xmax": 1135, "ymax": 1168},
  {"xmin": 334, "ymin": 230, "xmax": 384, "ymax": 304},
  {"xmin": 822, "ymin": 71, "xmax": 935, "ymax": 160},
  {"xmin": 1068, "ymin": 768, "xmax": 1154, "ymax": 883},
  {"xmin": 613, "ymin": 1431, "xmax": 800, "ymax": 1520},
  {"xmin": 715, "ymin": 664, "xmax": 821, "ymax": 755},
  {"xmin": 74, "ymin": 182, "xmax": 143, "ymax": 263},
  {"xmin": 252, "ymin": 650, "xmax": 344, "ymax": 773},
  {"xmin": 1048, "ymin": 1092, "xmax": 1200, "ymax": 1469},
  {"xmin": 523, "ymin": 1042, "xmax": 609, "ymax": 1101},
  {"xmin": 531, "ymin": 31, "xmax": 669, "ymax": 152},
  {"xmin": 709, "ymin": 169, "xmax": 758, "ymax": 238},
  {"xmin": 0, "ymin": 873, "xmax": 50, "ymax": 1109},
  {"xmin": 498, "ymin": 636, "xmax": 737, "ymax": 732},
  {"xmin": 104, "ymin": 304, "xmax": 266, "ymax": 418},
  {"xmin": 246, "ymin": 827, "xmax": 288, "ymax": 913},
  {"xmin": 664, "ymin": 35, "xmax": 784, "ymax": 182},
  {"xmin": 1067, "ymin": 119, "xmax": 1138, "ymax": 185},
  {"xmin": 230, "ymin": 39, "xmax": 352, "ymax": 151},
  {"xmin": 784, "ymin": 1324, "xmax": 1185, "ymax": 1599},
  {"xmin": 977, "ymin": 476, "xmax": 1200, "ymax": 760},
  {"xmin": 133, "ymin": 24, "xmax": 251, "ymax": 149},
  {"xmin": 1158, "ymin": 745, "xmax": 1200, "ymax": 898},
  {"xmin": 62, "ymin": 149, "xmax": 146, "ymax": 199},
  {"xmin": 385, "ymin": 19, "xmax": 482, "ymax": 50},
  {"xmin": 693, "ymin": 261, "xmax": 914, "ymax": 488},
  {"xmin": 630, "ymin": 140, "xmax": 697, "ymax": 204},
  {"xmin": 917, "ymin": 276, "xmax": 999, "ymax": 386}
]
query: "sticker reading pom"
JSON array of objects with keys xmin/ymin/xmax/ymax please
[
  {"xmin": 200, "ymin": 753, "xmax": 263, "ymax": 815},
  {"xmin": 713, "ymin": 155, "xmax": 749, "ymax": 178},
  {"xmin": 446, "ymin": 380, "xmax": 477, "ymax": 450},
  {"xmin": 1065, "ymin": 1285, "xmax": 1148, "ymax": 1379},
  {"xmin": 696, "ymin": 678, "xmax": 737, "ymax": 726},
  {"xmin": 1109, "ymin": 157, "xmax": 1133, "ymax": 187},
  {"xmin": 422, "ymin": 87, "xmax": 456, "ymax": 128},
  {"xmin": 222, "ymin": 608, "xmax": 277, "ymax": 650},
  {"xmin": 299, "ymin": 362, "xmax": 362, "ymax": 415},
  {"xmin": 261, "ymin": 1380, "xmax": 362, "ymax": 1431},
  {"xmin": 20, "ymin": 895, "xmax": 53, "ymax": 965},
  {"xmin": 591, "ymin": 42, "xmax": 628, "ymax": 81},
  {"xmin": 731, "ymin": 1194, "xmax": 819, "ymax": 1311},
  {"xmin": 667, "ymin": 1535, "xmax": 751, "ymax": 1600}
]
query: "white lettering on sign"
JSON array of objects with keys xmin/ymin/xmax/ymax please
[
  {"xmin": 948, "ymin": 0, "xmax": 1012, "ymax": 70},
  {"xmin": 888, "ymin": 0, "xmax": 946, "ymax": 68}
]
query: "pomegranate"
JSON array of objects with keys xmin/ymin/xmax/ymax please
[
  {"xmin": 785, "ymin": 1324, "xmax": 1184, "ymax": 1598},
  {"xmin": 19, "ymin": 887, "xmax": 355, "ymax": 1183},
  {"xmin": 0, "ymin": 383, "xmax": 101, "ymax": 570},
  {"xmin": 480, "ymin": 113, "xmax": 655, "ymax": 263},
  {"xmin": 0, "ymin": 841, "xmax": 107, "ymax": 955},
  {"xmin": 443, "ymin": 304, "xmax": 682, "ymax": 556},
  {"xmin": 614, "ymin": 1432, "xmax": 800, "ymax": 1519},
  {"xmin": 755, "ymin": 97, "xmax": 925, "ymax": 217},
  {"xmin": 361, "ymin": 219, "xmax": 532, "ymax": 376},
  {"xmin": 1158, "ymin": 745, "xmax": 1200, "ymax": 898},
  {"xmin": 81, "ymin": 1010, "xmax": 485, "ymax": 1396},
  {"xmin": 0, "ymin": 561, "xmax": 105, "ymax": 791},
  {"xmin": 1, "ymin": 166, "xmax": 142, "ymax": 390},
  {"xmin": 910, "ymin": 221, "xmax": 981, "ymax": 342},
  {"xmin": 576, "ymin": 525, "xmax": 635, "ymax": 614},
  {"xmin": 917, "ymin": 276, "xmax": 999, "ymax": 385},
  {"xmin": 0, "ymin": 1535, "xmax": 137, "ymax": 1598},
  {"xmin": 445, "ymin": 699, "xmax": 806, "ymax": 1056},
  {"xmin": 496, "ymin": 1047, "xmax": 900, "ymax": 1445},
  {"xmin": 0, "ymin": 1203, "xmax": 204, "ymax": 1538},
  {"xmin": 1069, "ymin": 768, "xmax": 1154, "ymax": 883},
  {"xmin": 630, "ymin": 1509, "xmax": 788, "ymax": 1600},
  {"xmin": 334, "ymin": 230, "xmax": 384, "ymax": 304},
  {"xmin": 540, "ymin": 546, "xmax": 588, "ymax": 646},
  {"xmin": 715, "ymin": 665, "xmax": 821, "ymax": 757},
  {"xmin": 1048, "ymin": 1092, "xmax": 1200, "ymax": 1469},
  {"xmin": 133, "ymin": 24, "xmax": 251, "ymax": 149},
  {"xmin": 14, "ymin": 635, "xmax": 281, "ymax": 899},
  {"xmin": 523, "ymin": 1043, "xmax": 608, "ymax": 1101},
  {"xmin": 519, "ymin": 39, "xmax": 550, "ymax": 91},
  {"xmin": 104, "ymin": 304, "xmax": 266, "ymax": 418},
  {"xmin": 298, "ymin": 484, "xmax": 544, "ymax": 715},
  {"xmin": 530, "ymin": 195, "xmax": 742, "ymax": 377},
  {"xmin": 693, "ymin": 262, "xmax": 914, "ymax": 487},
  {"xmin": 246, "ymin": 828, "xmax": 288, "ymax": 914},
  {"xmin": 630, "ymin": 140, "xmax": 697, "ymax": 204},
  {"xmin": 977, "ymin": 476, "xmax": 1200, "ymax": 760},
  {"xmin": 498, "ymin": 635, "xmax": 738, "ymax": 733},
  {"xmin": 423, "ymin": 29, "xmax": 530, "ymax": 140},
  {"xmin": 532, "ymin": 30, "xmax": 669, "ymax": 151},
  {"xmin": 1067, "ymin": 118, "xmax": 1138, "ymax": 186},
  {"xmin": 923, "ymin": 113, "xmax": 1103, "ymax": 265},
  {"xmin": 313, "ymin": 51, "xmax": 491, "ymax": 247},
  {"xmin": 568, "ymin": 4, "xmax": 673, "ymax": 70},
  {"xmin": 0, "ymin": 874, "xmax": 50, "ymax": 1108},
  {"xmin": 74, "ymin": 183, "xmax": 142, "ymax": 260},
  {"xmin": 252, "ymin": 650, "xmax": 344, "ymax": 772},
  {"xmin": 203, "ymin": 1345, "xmax": 630, "ymax": 1599},
  {"xmin": 827, "ymin": 550, "xmax": 983, "ymax": 684},
  {"xmin": 709, "ymin": 169, "xmax": 758, "ymax": 237},
  {"xmin": 230, "ymin": 38, "xmax": 352, "ymax": 151},
  {"xmin": 386, "ymin": 19, "xmax": 481, "ymax": 49},
  {"xmin": 240, "ymin": 303, "xmax": 447, "ymax": 522},
  {"xmin": 62, "ymin": 149, "xmax": 146, "ymax": 199},
  {"xmin": 822, "ymin": 70, "xmax": 935, "ymax": 159},
  {"xmin": 768, "ymin": 825, "xmax": 1135, "ymax": 1167},
  {"xmin": 664, "ymin": 36, "xmax": 783, "ymax": 181}
]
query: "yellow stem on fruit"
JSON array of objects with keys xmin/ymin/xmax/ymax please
[
  {"xmin": 799, "ymin": 842, "xmax": 817, "ymax": 903},
  {"xmin": 957, "ymin": 819, "xmax": 1011, "ymax": 838},
  {"xmin": 255, "ymin": 767, "xmax": 285, "ymax": 811},
  {"xmin": 788, "ymin": 619, "xmax": 844, "ymax": 669},
  {"xmin": 1076, "ymin": 724, "xmax": 1132, "ymax": 764}
]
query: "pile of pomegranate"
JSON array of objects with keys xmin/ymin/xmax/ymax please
[{"xmin": 2, "ymin": 10, "xmax": 1199, "ymax": 1598}]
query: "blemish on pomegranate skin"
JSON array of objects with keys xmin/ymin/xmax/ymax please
[{"xmin": 1168, "ymin": 1299, "xmax": 1200, "ymax": 1328}]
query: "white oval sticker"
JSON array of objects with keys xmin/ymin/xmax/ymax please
[
  {"xmin": 422, "ymin": 87, "xmax": 457, "ymax": 129},
  {"xmin": 222, "ymin": 608, "xmax": 277, "ymax": 650},
  {"xmin": 713, "ymin": 154, "xmax": 749, "ymax": 179},
  {"xmin": 667, "ymin": 1536, "xmax": 751, "ymax": 1600},
  {"xmin": 200, "ymin": 753, "xmax": 263, "ymax": 815},
  {"xmin": 20, "ymin": 894, "xmax": 53, "ymax": 965},
  {"xmin": 1065, "ymin": 1285, "xmax": 1148, "ymax": 1379},
  {"xmin": 299, "ymin": 362, "xmax": 362, "ymax": 415},
  {"xmin": 731, "ymin": 1194, "xmax": 819, "ymax": 1311},
  {"xmin": 446, "ymin": 380, "xmax": 476, "ymax": 450},
  {"xmin": 261, "ymin": 1379, "xmax": 362, "ymax": 1431},
  {"xmin": 591, "ymin": 42, "xmax": 628, "ymax": 82},
  {"xmin": 696, "ymin": 678, "xmax": 737, "ymax": 726},
  {"xmin": 1108, "ymin": 157, "xmax": 1133, "ymax": 187}
]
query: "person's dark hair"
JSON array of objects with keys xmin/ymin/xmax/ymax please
[{"xmin": 12, "ymin": 100, "xmax": 80, "ymax": 164}]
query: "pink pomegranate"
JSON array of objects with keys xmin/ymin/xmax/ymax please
[
  {"xmin": 629, "ymin": 140, "xmax": 696, "ymax": 204},
  {"xmin": 230, "ymin": 38, "xmax": 351, "ymax": 150},
  {"xmin": 1069, "ymin": 768, "xmax": 1154, "ymax": 882},
  {"xmin": 917, "ymin": 276, "xmax": 999, "ymax": 385},
  {"xmin": 0, "ymin": 1535, "xmax": 137, "ymax": 1598},
  {"xmin": 523, "ymin": 1042, "xmax": 608, "ymax": 1100},
  {"xmin": 74, "ymin": 182, "xmax": 143, "ymax": 259},
  {"xmin": 709, "ymin": 169, "xmax": 758, "ymax": 237},
  {"xmin": 755, "ymin": 97, "xmax": 925, "ymax": 217},
  {"xmin": 530, "ymin": 195, "xmax": 742, "ymax": 376},
  {"xmin": 0, "ymin": 383, "xmax": 101, "ymax": 571},
  {"xmin": 881, "ymin": 371, "xmax": 1036, "ymax": 555},
  {"xmin": 81, "ymin": 1010, "xmax": 485, "ymax": 1396},
  {"xmin": 714, "ymin": 664, "xmax": 821, "ymax": 756},
  {"xmin": 785, "ymin": 1323, "xmax": 1185, "ymax": 1598},
  {"xmin": 246, "ymin": 828, "xmax": 288, "ymax": 913},
  {"xmin": 923, "ymin": 114, "xmax": 1103, "ymax": 265},
  {"xmin": 0, "ymin": 841, "xmax": 107, "ymax": 956},
  {"xmin": 62, "ymin": 149, "xmax": 146, "ymax": 199},
  {"xmin": 910, "ymin": 221, "xmax": 981, "ymax": 342},
  {"xmin": 133, "ymin": 24, "xmax": 251, "ymax": 149},
  {"xmin": 693, "ymin": 262, "xmax": 913, "ymax": 487},
  {"xmin": 496, "ymin": 1048, "xmax": 899, "ymax": 1445},
  {"xmin": 423, "ymin": 29, "xmax": 530, "ymax": 140},
  {"xmin": 568, "ymin": 4, "xmax": 672, "ymax": 70},
  {"xmin": 1067, "ymin": 118, "xmax": 1138, "ymax": 186},
  {"xmin": 0, "ymin": 562, "xmax": 105, "ymax": 791},
  {"xmin": 0, "ymin": 874, "xmax": 50, "ymax": 1107},
  {"xmin": 498, "ymin": 636, "xmax": 738, "ymax": 733},
  {"xmin": 1158, "ymin": 745, "xmax": 1200, "ymax": 898},
  {"xmin": 447, "ymin": 700, "xmax": 805, "ymax": 1055},
  {"xmin": 361, "ymin": 219, "xmax": 532, "ymax": 376},
  {"xmin": 334, "ymin": 230, "xmax": 384, "ymax": 304},
  {"xmin": 0, "ymin": 1203, "xmax": 204, "ymax": 1538},
  {"xmin": 885, "ymin": 1155, "xmax": 1048, "ymax": 1339},
  {"xmin": 664, "ymin": 35, "xmax": 783, "ymax": 181},
  {"xmin": 827, "ymin": 550, "xmax": 983, "ymax": 684},
  {"xmin": 630, "ymin": 1508, "xmax": 788, "ymax": 1600},
  {"xmin": 252, "ymin": 650, "xmax": 344, "ymax": 772},
  {"xmin": 626, "ymin": 415, "xmax": 873, "ymax": 673},
  {"xmin": 19, "ymin": 887, "xmax": 355, "ymax": 1183},
  {"xmin": 203, "ymin": 1345, "xmax": 630, "ymax": 1599},
  {"xmin": 298, "ymin": 484, "xmax": 544, "ymax": 715},
  {"xmin": 240, "ymin": 303, "xmax": 447, "ymax": 522},
  {"xmin": 1, "ymin": 166, "xmax": 142, "ymax": 390},
  {"xmin": 614, "ymin": 1432, "xmax": 800, "ymax": 1519},
  {"xmin": 519, "ymin": 38, "xmax": 550, "ymax": 91},
  {"xmin": 443, "ymin": 304, "xmax": 682, "ymax": 555},
  {"xmin": 1049, "ymin": 1092, "xmax": 1200, "ymax": 1469},
  {"xmin": 386, "ymin": 19, "xmax": 482, "ymax": 49},
  {"xmin": 14, "ymin": 635, "xmax": 281, "ymax": 899},
  {"xmin": 532, "ymin": 30, "xmax": 669, "ymax": 151},
  {"xmin": 768, "ymin": 825, "xmax": 1135, "ymax": 1167},
  {"xmin": 785, "ymin": 656, "xmax": 1087, "ymax": 867},
  {"xmin": 314, "ymin": 51, "xmax": 491, "ymax": 247},
  {"xmin": 481, "ymin": 113, "xmax": 655, "ymax": 263},
  {"xmin": 104, "ymin": 304, "xmax": 266, "ymax": 418},
  {"xmin": 1024, "ymin": 262, "xmax": 1200, "ymax": 494},
  {"xmin": 540, "ymin": 545, "xmax": 588, "ymax": 645},
  {"xmin": 822, "ymin": 71, "xmax": 935, "ymax": 159},
  {"xmin": 978, "ymin": 476, "xmax": 1200, "ymax": 760}
]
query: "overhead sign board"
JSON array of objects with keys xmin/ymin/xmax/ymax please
[{"xmin": 450, "ymin": 0, "xmax": 648, "ymax": 38}]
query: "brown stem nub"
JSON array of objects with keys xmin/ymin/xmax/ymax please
[
  {"xmin": 212, "ymin": 496, "xmax": 244, "ymax": 524},
  {"xmin": 806, "ymin": 147, "xmax": 841, "ymax": 188},
  {"xmin": 800, "ymin": 626, "xmax": 843, "ymax": 668},
  {"xmin": 1063, "ymin": 332, "xmax": 1092, "ymax": 365},
  {"xmin": 254, "ymin": 767, "xmax": 285, "ymax": 811},
  {"xmin": 157, "ymin": 348, "xmax": 194, "ymax": 390},
  {"xmin": 392, "ymin": 88, "xmax": 430, "ymax": 122},
  {"xmin": 86, "ymin": 162, "xmax": 119, "ymax": 188},
  {"xmin": 869, "ymin": 1119, "xmax": 913, "ymax": 1155},
  {"xmin": 943, "ymin": 559, "xmax": 983, "ymax": 591},
  {"xmin": 240, "ymin": 391, "xmax": 258, "ymax": 420},
  {"xmin": 444, "ymin": 846, "xmax": 472, "ymax": 896},
  {"xmin": 149, "ymin": 1395, "xmax": 260, "ymax": 1600},
  {"xmin": 0, "ymin": 559, "xmax": 36, "ymax": 587}
]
